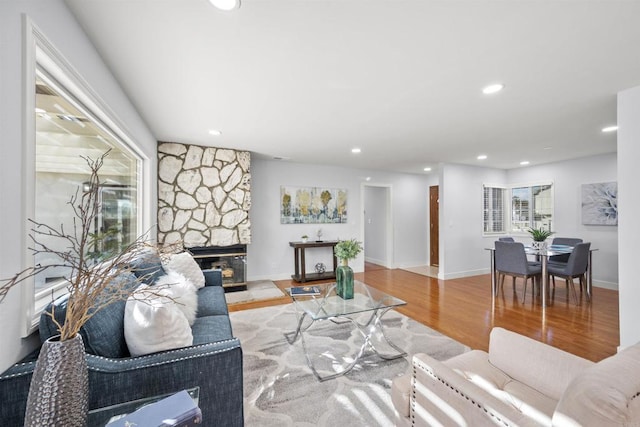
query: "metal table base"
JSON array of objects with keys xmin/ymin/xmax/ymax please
[{"xmin": 285, "ymin": 306, "xmax": 406, "ymax": 382}]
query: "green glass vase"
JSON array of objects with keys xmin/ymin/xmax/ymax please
[{"xmin": 336, "ymin": 260, "xmax": 354, "ymax": 299}]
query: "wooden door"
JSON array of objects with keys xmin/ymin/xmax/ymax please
[{"xmin": 429, "ymin": 186, "xmax": 439, "ymax": 266}]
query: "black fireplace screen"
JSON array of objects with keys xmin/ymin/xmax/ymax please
[{"xmin": 188, "ymin": 245, "xmax": 247, "ymax": 286}]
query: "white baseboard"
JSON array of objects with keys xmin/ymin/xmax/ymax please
[
  {"xmin": 440, "ymin": 268, "xmax": 488, "ymax": 280},
  {"xmin": 364, "ymin": 256, "xmax": 391, "ymax": 268}
]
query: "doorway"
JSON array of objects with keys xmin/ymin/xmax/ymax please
[
  {"xmin": 429, "ymin": 185, "xmax": 439, "ymax": 266},
  {"xmin": 363, "ymin": 184, "xmax": 392, "ymax": 268}
]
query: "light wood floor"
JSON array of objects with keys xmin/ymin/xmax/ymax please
[{"xmin": 229, "ymin": 263, "xmax": 620, "ymax": 362}]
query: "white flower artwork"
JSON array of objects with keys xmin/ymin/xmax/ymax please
[{"xmin": 581, "ymin": 182, "xmax": 618, "ymax": 225}]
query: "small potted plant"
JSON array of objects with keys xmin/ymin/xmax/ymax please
[
  {"xmin": 333, "ymin": 238, "xmax": 363, "ymax": 299},
  {"xmin": 301, "ymin": 234, "xmax": 308, "ymax": 243},
  {"xmin": 527, "ymin": 227, "xmax": 554, "ymax": 250}
]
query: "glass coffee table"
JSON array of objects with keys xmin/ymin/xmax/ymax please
[{"xmin": 285, "ymin": 280, "xmax": 407, "ymax": 381}]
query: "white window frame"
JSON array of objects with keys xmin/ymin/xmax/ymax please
[
  {"xmin": 482, "ymin": 184, "xmax": 507, "ymax": 235},
  {"xmin": 509, "ymin": 181, "xmax": 554, "ymax": 235},
  {"xmin": 482, "ymin": 181, "xmax": 554, "ymax": 237},
  {"xmin": 22, "ymin": 18, "xmax": 149, "ymax": 335}
]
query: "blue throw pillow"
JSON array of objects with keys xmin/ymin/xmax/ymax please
[
  {"xmin": 129, "ymin": 249, "xmax": 166, "ymax": 285},
  {"xmin": 39, "ymin": 271, "xmax": 139, "ymax": 358}
]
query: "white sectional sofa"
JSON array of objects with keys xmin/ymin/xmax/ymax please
[{"xmin": 392, "ymin": 327, "xmax": 640, "ymax": 426}]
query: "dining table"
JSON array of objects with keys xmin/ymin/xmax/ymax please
[{"xmin": 486, "ymin": 243, "xmax": 597, "ymax": 308}]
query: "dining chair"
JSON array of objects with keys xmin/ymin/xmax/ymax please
[
  {"xmin": 494, "ymin": 241, "xmax": 542, "ymax": 303},
  {"xmin": 548, "ymin": 242, "xmax": 591, "ymax": 304},
  {"xmin": 499, "ymin": 236, "xmax": 542, "ymax": 267},
  {"xmin": 549, "ymin": 237, "xmax": 583, "ymax": 265}
]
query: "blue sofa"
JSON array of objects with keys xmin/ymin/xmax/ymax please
[{"xmin": 0, "ymin": 251, "xmax": 243, "ymax": 426}]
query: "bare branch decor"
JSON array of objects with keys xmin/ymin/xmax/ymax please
[{"xmin": 0, "ymin": 151, "xmax": 151, "ymax": 340}]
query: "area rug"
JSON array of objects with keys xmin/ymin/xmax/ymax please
[
  {"xmin": 230, "ymin": 304, "xmax": 469, "ymax": 426},
  {"xmin": 225, "ymin": 280, "xmax": 285, "ymax": 304}
]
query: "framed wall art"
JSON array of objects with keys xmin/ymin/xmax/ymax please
[
  {"xmin": 280, "ymin": 186, "xmax": 347, "ymax": 224},
  {"xmin": 581, "ymin": 182, "xmax": 618, "ymax": 225}
]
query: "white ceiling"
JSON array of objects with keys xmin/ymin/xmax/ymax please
[{"xmin": 63, "ymin": 0, "xmax": 640, "ymax": 174}]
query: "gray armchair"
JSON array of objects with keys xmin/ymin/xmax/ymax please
[
  {"xmin": 548, "ymin": 242, "xmax": 591, "ymax": 304},
  {"xmin": 494, "ymin": 241, "xmax": 542, "ymax": 303}
]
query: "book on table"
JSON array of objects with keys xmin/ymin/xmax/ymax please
[
  {"xmin": 106, "ymin": 389, "xmax": 202, "ymax": 426},
  {"xmin": 289, "ymin": 285, "xmax": 321, "ymax": 296}
]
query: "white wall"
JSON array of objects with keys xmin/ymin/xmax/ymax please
[
  {"xmin": 0, "ymin": 1, "xmax": 158, "ymax": 371},
  {"xmin": 618, "ymin": 85, "xmax": 640, "ymax": 349},
  {"xmin": 247, "ymin": 159, "xmax": 433, "ymax": 280},
  {"xmin": 507, "ymin": 154, "xmax": 618, "ymax": 287},
  {"xmin": 439, "ymin": 164, "xmax": 507, "ymax": 279}
]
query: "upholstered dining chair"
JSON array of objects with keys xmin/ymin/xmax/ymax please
[
  {"xmin": 498, "ymin": 236, "xmax": 541, "ymax": 267},
  {"xmin": 494, "ymin": 241, "xmax": 542, "ymax": 303},
  {"xmin": 549, "ymin": 237, "xmax": 583, "ymax": 265},
  {"xmin": 548, "ymin": 242, "xmax": 591, "ymax": 304}
]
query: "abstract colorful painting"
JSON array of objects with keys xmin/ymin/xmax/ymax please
[
  {"xmin": 280, "ymin": 186, "xmax": 347, "ymax": 224},
  {"xmin": 581, "ymin": 182, "xmax": 618, "ymax": 225}
]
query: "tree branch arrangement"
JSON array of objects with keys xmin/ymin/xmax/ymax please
[{"xmin": 0, "ymin": 152, "xmax": 175, "ymax": 341}]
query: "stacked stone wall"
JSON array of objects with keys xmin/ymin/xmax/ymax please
[{"xmin": 157, "ymin": 142, "xmax": 251, "ymax": 247}]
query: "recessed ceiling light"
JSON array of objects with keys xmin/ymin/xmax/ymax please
[
  {"xmin": 365, "ymin": 177, "xmax": 372, "ymax": 181},
  {"xmin": 208, "ymin": 0, "xmax": 240, "ymax": 11},
  {"xmin": 477, "ymin": 155, "xmax": 487, "ymax": 160},
  {"xmin": 482, "ymin": 83, "xmax": 504, "ymax": 95},
  {"xmin": 520, "ymin": 161, "xmax": 530, "ymax": 166},
  {"xmin": 351, "ymin": 148, "xmax": 361, "ymax": 154},
  {"xmin": 208, "ymin": 129, "xmax": 222, "ymax": 136},
  {"xmin": 602, "ymin": 125, "xmax": 618, "ymax": 133},
  {"xmin": 423, "ymin": 167, "xmax": 432, "ymax": 172}
]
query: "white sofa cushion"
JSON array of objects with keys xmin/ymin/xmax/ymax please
[
  {"xmin": 488, "ymin": 327, "xmax": 593, "ymax": 401},
  {"xmin": 391, "ymin": 373, "xmax": 411, "ymax": 418},
  {"xmin": 445, "ymin": 349, "xmax": 557, "ymax": 424},
  {"xmin": 124, "ymin": 284, "xmax": 193, "ymax": 357},
  {"xmin": 553, "ymin": 341, "xmax": 640, "ymax": 426},
  {"xmin": 155, "ymin": 271, "xmax": 198, "ymax": 325},
  {"xmin": 163, "ymin": 251, "xmax": 205, "ymax": 289}
]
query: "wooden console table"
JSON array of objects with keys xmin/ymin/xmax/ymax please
[{"xmin": 289, "ymin": 240, "xmax": 339, "ymax": 283}]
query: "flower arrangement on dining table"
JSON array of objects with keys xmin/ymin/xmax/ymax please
[{"xmin": 527, "ymin": 227, "xmax": 554, "ymax": 249}]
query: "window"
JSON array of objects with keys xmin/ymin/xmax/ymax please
[
  {"xmin": 483, "ymin": 185, "xmax": 506, "ymax": 233},
  {"xmin": 483, "ymin": 182, "xmax": 554, "ymax": 235},
  {"xmin": 511, "ymin": 184, "xmax": 553, "ymax": 232},
  {"xmin": 22, "ymin": 24, "xmax": 145, "ymax": 332}
]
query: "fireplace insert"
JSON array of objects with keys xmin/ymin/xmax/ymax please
[{"xmin": 188, "ymin": 244, "xmax": 247, "ymax": 291}]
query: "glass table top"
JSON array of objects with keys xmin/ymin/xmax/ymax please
[
  {"xmin": 525, "ymin": 244, "xmax": 574, "ymax": 256},
  {"xmin": 286, "ymin": 280, "xmax": 406, "ymax": 320}
]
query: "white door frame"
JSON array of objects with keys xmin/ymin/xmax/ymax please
[{"xmin": 360, "ymin": 183, "xmax": 394, "ymax": 268}]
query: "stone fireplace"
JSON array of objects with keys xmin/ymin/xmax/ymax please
[
  {"xmin": 188, "ymin": 244, "xmax": 247, "ymax": 288},
  {"xmin": 157, "ymin": 142, "xmax": 251, "ymax": 251}
]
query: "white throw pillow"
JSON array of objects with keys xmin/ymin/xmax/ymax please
[
  {"xmin": 124, "ymin": 284, "xmax": 193, "ymax": 357},
  {"xmin": 155, "ymin": 271, "xmax": 198, "ymax": 325},
  {"xmin": 163, "ymin": 252, "xmax": 205, "ymax": 289}
]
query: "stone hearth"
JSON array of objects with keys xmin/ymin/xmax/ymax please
[{"xmin": 157, "ymin": 142, "xmax": 251, "ymax": 247}]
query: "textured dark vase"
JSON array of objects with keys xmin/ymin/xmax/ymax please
[
  {"xmin": 336, "ymin": 260, "xmax": 354, "ymax": 299},
  {"xmin": 25, "ymin": 333, "xmax": 88, "ymax": 427}
]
